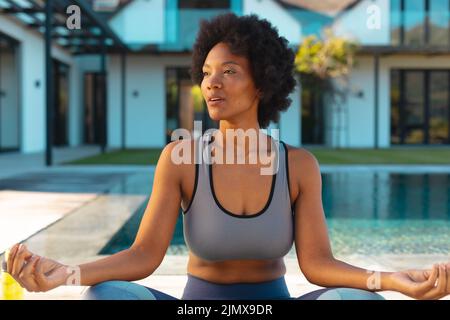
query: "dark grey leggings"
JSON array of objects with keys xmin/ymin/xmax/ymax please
[{"xmin": 83, "ymin": 274, "xmax": 385, "ymax": 300}]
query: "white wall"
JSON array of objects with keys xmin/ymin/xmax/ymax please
[
  {"xmin": 0, "ymin": 51, "xmax": 19, "ymax": 148},
  {"xmin": 108, "ymin": 54, "xmax": 192, "ymax": 148},
  {"xmin": 109, "ymin": 0, "xmax": 165, "ymax": 45},
  {"xmin": 243, "ymin": 0, "xmax": 302, "ymax": 45},
  {"xmin": 0, "ymin": 15, "xmax": 75, "ymax": 153},
  {"xmin": 0, "ymin": 16, "xmax": 44, "ymax": 153},
  {"xmin": 332, "ymin": 0, "xmax": 390, "ymax": 45},
  {"xmin": 328, "ymin": 56, "xmax": 376, "ymax": 148},
  {"xmin": 280, "ymin": 75, "xmax": 301, "ymax": 147}
]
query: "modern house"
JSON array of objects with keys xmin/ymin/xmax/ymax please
[{"xmin": 0, "ymin": 0, "xmax": 449, "ymax": 158}]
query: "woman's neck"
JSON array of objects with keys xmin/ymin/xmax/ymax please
[{"xmin": 210, "ymin": 122, "xmax": 274, "ymax": 162}]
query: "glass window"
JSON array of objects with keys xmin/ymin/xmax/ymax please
[
  {"xmin": 391, "ymin": 69, "xmax": 450, "ymax": 145},
  {"xmin": 404, "ymin": 71, "xmax": 425, "ymax": 144},
  {"xmin": 178, "ymin": 0, "xmax": 230, "ymax": 9},
  {"xmin": 429, "ymin": 0, "xmax": 450, "ymax": 46},
  {"xmin": 390, "ymin": 70, "xmax": 401, "ymax": 144},
  {"xmin": 404, "ymin": 0, "xmax": 426, "ymax": 46},
  {"xmin": 391, "ymin": 0, "xmax": 402, "ymax": 45},
  {"xmin": 429, "ymin": 72, "xmax": 449, "ymax": 144}
]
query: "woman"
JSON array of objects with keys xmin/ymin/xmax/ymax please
[{"xmin": 5, "ymin": 13, "xmax": 449, "ymax": 300}]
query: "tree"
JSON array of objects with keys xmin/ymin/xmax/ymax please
[{"xmin": 295, "ymin": 29, "xmax": 359, "ymax": 148}]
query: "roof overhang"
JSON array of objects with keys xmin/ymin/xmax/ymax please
[
  {"xmin": 0, "ymin": 0, "xmax": 129, "ymax": 55},
  {"xmin": 358, "ymin": 45, "xmax": 450, "ymax": 56}
]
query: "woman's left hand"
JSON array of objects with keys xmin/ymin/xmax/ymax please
[{"xmin": 388, "ymin": 263, "xmax": 449, "ymax": 300}]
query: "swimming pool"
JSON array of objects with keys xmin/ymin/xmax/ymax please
[{"xmin": 100, "ymin": 171, "xmax": 450, "ymax": 256}]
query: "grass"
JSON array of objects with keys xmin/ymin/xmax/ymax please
[
  {"xmin": 64, "ymin": 147, "xmax": 450, "ymax": 165},
  {"xmin": 307, "ymin": 147, "xmax": 450, "ymax": 164},
  {"xmin": 64, "ymin": 148, "xmax": 163, "ymax": 165}
]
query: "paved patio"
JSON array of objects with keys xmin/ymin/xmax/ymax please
[{"xmin": 0, "ymin": 145, "xmax": 103, "ymax": 179}]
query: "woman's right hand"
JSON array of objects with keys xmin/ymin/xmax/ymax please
[{"xmin": 6, "ymin": 243, "xmax": 70, "ymax": 293}]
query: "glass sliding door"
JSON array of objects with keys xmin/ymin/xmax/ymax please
[
  {"xmin": 391, "ymin": 69, "xmax": 450, "ymax": 145},
  {"xmin": 429, "ymin": 72, "xmax": 449, "ymax": 144},
  {"xmin": 301, "ymin": 75, "xmax": 325, "ymax": 145},
  {"xmin": 390, "ymin": 70, "xmax": 401, "ymax": 144},
  {"xmin": 0, "ymin": 33, "xmax": 20, "ymax": 152},
  {"xmin": 83, "ymin": 73, "xmax": 106, "ymax": 145},
  {"xmin": 53, "ymin": 60, "xmax": 69, "ymax": 146},
  {"xmin": 404, "ymin": 71, "xmax": 425, "ymax": 144}
]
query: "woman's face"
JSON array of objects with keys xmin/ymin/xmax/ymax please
[{"xmin": 201, "ymin": 42, "xmax": 260, "ymax": 125}]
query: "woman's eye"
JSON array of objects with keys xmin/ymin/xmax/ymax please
[
  {"xmin": 202, "ymin": 71, "xmax": 209, "ymax": 76},
  {"xmin": 224, "ymin": 70, "xmax": 235, "ymax": 74}
]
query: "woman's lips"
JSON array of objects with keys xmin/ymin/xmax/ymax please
[{"xmin": 208, "ymin": 98, "xmax": 225, "ymax": 106}]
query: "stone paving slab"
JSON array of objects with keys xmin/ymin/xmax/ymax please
[
  {"xmin": 0, "ymin": 191, "xmax": 98, "ymax": 254},
  {"xmin": 15, "ymin": 194, "xmax": 147, "ymax": 266}
]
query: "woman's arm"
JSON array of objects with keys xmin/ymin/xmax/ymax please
[
  {"xmin": 290, "ymin": 148, "xmax": 448, "ymax": 299},
  {"xmin": 78, "ymin": 140, "xmax": 187, "ymax": 286},
  {"xmin": 7, "ymin": 140, "xmax": 188, "ymax": 291}
]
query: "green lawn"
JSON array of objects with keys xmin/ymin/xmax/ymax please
[
  {"xmin": 64, "ymin": 147, "xmax": 450, "ymax": 165},
  {"xmin": 64, "ymin": 148, "xmax": 163, "ymax": 165},
  {"xmin": 308, "ymin": 147, "xmax": 450, "ymax": 164}
]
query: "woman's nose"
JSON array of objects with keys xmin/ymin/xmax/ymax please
[{"xmin": 206, "ymin": 75, "xmax": 222, "ymax": 89}]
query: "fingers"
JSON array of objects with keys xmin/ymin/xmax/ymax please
[
  {"xmin": 34, "ymin": 257, "xmax": 49, "ymax": 292},
  {"xmin": 6, "ymin": 243, "xmax": 20, "ymax": 274},
  {"xmin": 447, "ymin": 263, "xmax": 450, "ymax": 294},
  {"xmin": 414, "ymin": 264, "xmax": 439, "ymax": 297},
  {"xmin": 422, "ymin": 263, "xmax": 447, "ymax": 300},
  {"xmin": 10, "ymin": 244, "xmax": 33, "ymax": 277},
  {"xmin": 17, "ymin": 255, "xmax": 40, "ymax": 292},
  {"xmin": 439, "ymin": 264, "xmax": 448, "ymax": 297}
]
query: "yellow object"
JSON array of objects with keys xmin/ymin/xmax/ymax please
[{"xmin": 1, "ymin": 249, "xmax": 24, "ymax": 300}]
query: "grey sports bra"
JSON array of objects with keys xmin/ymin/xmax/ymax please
[{"xmin": 182, "ymin": 134, "xmax": 295, "ymax": 261}]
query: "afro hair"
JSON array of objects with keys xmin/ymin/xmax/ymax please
[{"xmin": 191, "ymin": 13, "xmax": 297, "ymax": 128}]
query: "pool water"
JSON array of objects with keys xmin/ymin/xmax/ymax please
[{"xmin": 100, "ymin": 172, "xmax": 450, "ymax": 256}]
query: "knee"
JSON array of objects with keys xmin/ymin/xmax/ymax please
[
  {"xmin": 82, "ymin": 280, "xmax": 157, "ymax": 300},
  {"xmin": 317, "ymin": 288, "xmax": 385, "ymax": 300}
]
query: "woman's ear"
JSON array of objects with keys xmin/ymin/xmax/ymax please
[{"xmin": 257, "ymin": 90, "xmax": 264, "ymax": 99}]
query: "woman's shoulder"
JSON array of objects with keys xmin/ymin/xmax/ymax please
[
  {"xmin": 156, "ymin": 139, "xmax": 197, "ymax": 182},
  {"xmin": 281, "ymin": 142, "xmax": 321, "ymax": 185},
  {"xmin": 282, "ymin": 143, "xmax": 319, "ymax": 168},
  {"xmin": 162, "ymin": 138, "xmax": 197, "ymax": 168}
]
